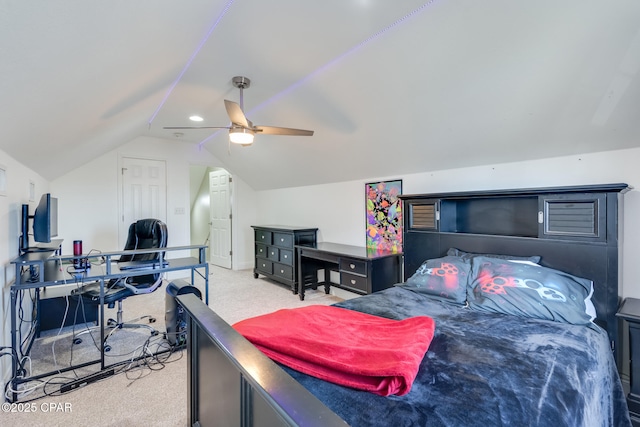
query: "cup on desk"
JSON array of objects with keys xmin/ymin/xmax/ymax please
[{"xmin": 73, "ymin": 240, "xmax": 83, "ymax": 269}]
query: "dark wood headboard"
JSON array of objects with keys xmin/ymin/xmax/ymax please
[{"xmin": 400, "ymin": 183, "xmax": 629, "ymax": 364}]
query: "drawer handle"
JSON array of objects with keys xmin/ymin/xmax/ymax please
[
  {"xmin": 281, "ymin": 269, "xmax": 284, "ymax": 274},
  {"xmin": 350, "ymin": 263, "xmax": 356, "ymax": 269},
  {"xmin": 262, "ymin": 263, "xmax": 266, "ymax": 267},
  {"xmin": 284, "ymin": 254, "xmax": 288, "ymax": 259},
  {"xmin": 280, "ymin": 238, "xmax": 285, "ymax": 242},
  {"xmin": 271, "ymin": 251, "xmax": 275, "ymax": 255},
  {"xmin": 261, "ymin": 236, "xmax": 264, "ymax": 239},
  {"xmin": 350, "ymin": 279, "xmax": 356, "ymax": 285}
]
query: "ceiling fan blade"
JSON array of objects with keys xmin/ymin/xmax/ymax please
[
  {"xmin": 163, "ymin": 126, "xmax": 230, "ymax": 129},
  {"xmin": 224, "ymin": 99, "xmax": 250, "ymax": 128},
  {"xmin": 254, "ymin": 125, "xmax": 314, "ymax": 136}
]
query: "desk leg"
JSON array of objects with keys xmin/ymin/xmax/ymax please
[
  {"xmin": 35, "ymin": 288, "xmax": 41, "ymax": 338},
  {"xmin": 323, "ymin": 267, "xmax": 331, "ymax": 295},
  {"xmin": 99, "ymin": 278, "xmax": 105, "ymax": 369},
  {"xmin": 9, "ymin": 288, "xmax": 18, "ymax": 402},
  {"xmin": 298, "ymin": 252, "xmax": 306, "ymax": 301},
  {"xmin": 205, "ymin": 263, "xmax": 209, "ymax": 305}
]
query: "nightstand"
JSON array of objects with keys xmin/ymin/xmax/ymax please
[{"xmin": 617, "ymin": 297, "xmax": 640, "ymax": 426}]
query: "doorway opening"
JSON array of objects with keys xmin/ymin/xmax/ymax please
[{"xmin": 189, "ymin": 166, "xmax": 232, "ymax": 269}]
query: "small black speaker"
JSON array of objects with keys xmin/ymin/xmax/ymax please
[{"xmin": 165, "ymin": 279, "xmax": 202, "ymax": 346}]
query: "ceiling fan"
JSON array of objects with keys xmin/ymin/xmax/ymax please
[{"xmin": 164, "ymin": 76, "xmax": 314, "ymax": 146}]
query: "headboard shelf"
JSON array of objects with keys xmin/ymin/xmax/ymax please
[
  {"xmin": 404, "ymin": 184, "xmax": 628, "ymax": 242},
  {"xmin": 400, "ymin": 183, "xmax": 629, "ymax": 364},
  {"xmin": 401, "ymin": 183, "xmax": 630, "ymax": 200},
  {"xmin": 440, "ymin": 196, "xmax": 539, "ymax": 237}
]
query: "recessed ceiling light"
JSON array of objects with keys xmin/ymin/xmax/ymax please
[{"xmin": 189, "ymin": 115, "xmax": 204, "ymax": 122}]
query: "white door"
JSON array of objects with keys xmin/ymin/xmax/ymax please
[
  {"xmin": 209, "ymin": 169, "xmax": 232, "ymax": 268},
  {"xmin": 120, "ymin": 157, "xmax": 167, "ymax": 248}
]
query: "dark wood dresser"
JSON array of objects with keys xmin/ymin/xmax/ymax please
[{"xmin": 252, "ymin": 225, "xmax": 318, "ymax": 293}]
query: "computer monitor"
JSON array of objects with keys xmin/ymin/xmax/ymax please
[{"xmin": 33, "ymin": 193, "xmax": 58, "ymax": 243}]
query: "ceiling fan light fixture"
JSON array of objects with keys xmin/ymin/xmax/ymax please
[
  {"xmin": 229, "ymin": 127, "xmax": 255, "ymax": 145},
  {"xmin": 189, "ymin": 115, "xmax": 204, "ymax": 122}
]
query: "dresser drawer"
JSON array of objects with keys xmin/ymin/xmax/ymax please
[
  {"xmin": 273, "ymin": 232, "xmax": 293, "ymax": 248},
  {"xmin": 279, "ymin": 248, "xmax": 294, "ymax": 266},
  {"xmin": 339, "ymin": 258, "xmax": 367, "ymax": 276},
  {"xmin": 256, "ymin": 259, "xmax": 273, "ymax": 275},
  {"xmin": 255, "ymin": 243, "xmax": 268, "ymax": 259},
  {"xmin": 274, "ymin": 264, "xmax": 293, "ymax": 281},
  {"xmin": 341, "ymin": 272, "xmax": 368, "ymax": 293},
  {"xmin": 268, "ymin": 247, "xmax": 279, "ymax": 262},
  {"xmin": 255, "ymin": 230, "xmax": 272, "ymax": 245}
]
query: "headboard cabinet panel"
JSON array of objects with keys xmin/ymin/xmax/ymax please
[
  {"xmin": 401, "ymin": 183, "xmax": 629, "ymax": 364},
  {"xmin": 540, "ymin": 193, "xmax": 606, "ymax": 241}
]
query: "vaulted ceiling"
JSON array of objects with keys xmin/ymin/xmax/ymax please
[{"xmin": 2, "ymin": 1, "xmax": 639, "ymax": 190}]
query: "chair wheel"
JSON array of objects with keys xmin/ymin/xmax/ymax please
[
  {"xmin": 148, "ymin": 317, "xmax": 156, "ymax": 323},
  {"xmin": 104, "ymin": 344, "xmax": 111, "ymax": 352},
  {"xmin": 107, "ymin": 319, "xmax": 117, "ymax": 327},
  {"xmin": 151, "ymin": 330, "xmax": 159, "ymax": 336},
  {"xmin": 73, "ymin": 338, "xmax": 82, "ymax": 345}
]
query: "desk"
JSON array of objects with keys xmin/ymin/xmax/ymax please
[
  {"xmin": 296, "ymin": 242, "xmax": 403, "ymax": 301},
  {"xmin": 8, "ymin": 244, "xmax": 208, "ymax": 402}
]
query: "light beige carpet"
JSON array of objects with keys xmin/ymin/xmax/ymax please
[{"xmin": 3, "ymin": 266, "xmax": 343, "ymax": 427}]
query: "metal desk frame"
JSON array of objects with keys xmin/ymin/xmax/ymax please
[{"xmin": 8, "ymin": 244, "xmax": 208, "ymax": 402}]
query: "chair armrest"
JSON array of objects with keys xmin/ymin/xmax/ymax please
[{"xmin": 122, "ymin": 276, "xmax": 163, "ymax": 295}]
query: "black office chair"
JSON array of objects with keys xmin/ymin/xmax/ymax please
[{"xmin": 72, "ymin": 218, "xmax": 168, "ymax": 351}]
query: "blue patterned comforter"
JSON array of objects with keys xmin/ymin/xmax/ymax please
[{"xmin": 282, "ymin": 287, "xmax": 631, "ymax": 427}]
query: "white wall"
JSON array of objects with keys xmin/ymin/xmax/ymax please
[
  {"xmin": 0, "ymin": 148, "xmax": 50, "ymax": 390},
  {"xmin": 253, "ymin": 147, "xmax": 640, "ymax": 299},
  {"xmin": 190, "ymin": 166, "xmax": 212, "ymax": 257},
  {"xmin": 51, "ymin": 136, "xmax": 224, "ymax": 255},
  {"xmin": 50, "ymin": 136, "xmax": 258, "ymax": 270}
]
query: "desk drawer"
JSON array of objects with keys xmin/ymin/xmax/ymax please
[
  {"xmin": 274, "ymin": 264, "xmax": 293, "ymax": 281},
  {"xmin": 341, "ymin": 272, "xmax": 368, "ymax": 293},
  {"xmin": 256, "ymin": 259, "xmax": 273, "ymax": 275},
  {"xmin": 255, "ymin": 243, "xmax": 268, "ymax": 259},
  {"xmin": 255, "ymin": 230, "xmax": 272, "ymax": 245},
  {"xmin": 339, "ymin": 258, "xmax": 367, "ymax": 276},
  {"xmin": 273, "ymin": 233, "xmax": 293, "ymax": 248},
  {"xmin": 279, "ymin": 248, "xmax": 294, "ymax": 266}
]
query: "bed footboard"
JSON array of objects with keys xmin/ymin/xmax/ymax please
[{"xmin": 176, "ymin": 294, "xmax": 347, "ymax": 427}]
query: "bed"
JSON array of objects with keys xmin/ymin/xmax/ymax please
[{"xmin": 177, "ymin": 184, "xmax": 632, "ymax": 427}]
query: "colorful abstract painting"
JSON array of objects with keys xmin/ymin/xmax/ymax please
[{"xmin": 366, "ymin": 180, "xmax": 403, "ymax": 253}]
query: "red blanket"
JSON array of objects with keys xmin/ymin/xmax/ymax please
[{"xmin": 233, "ymin": 305, "xmax": 435, "ymax": 396}]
